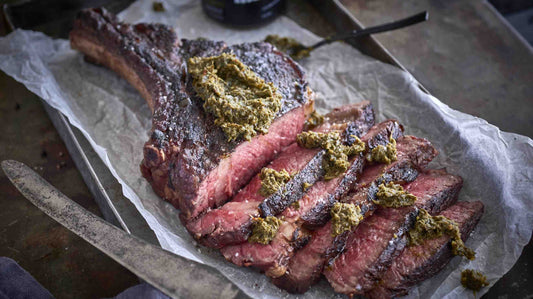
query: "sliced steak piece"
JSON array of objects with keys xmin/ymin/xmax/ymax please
[
  {"xmin": 271, "ymin": 138, "xmax": 439, "ymax": 293},
  {"xmin": 220, "ymin": 120, "xmax": 403, "ymax": 278},
  {"xmin": 257, "ymin": 102, "xmax": 376, "ymax": 218},
  {"xmin": 324, "ymin": 170, "xmax": 464, "ymax": 296},
  {"xmin": 403, "ymin": 168, "xmax": 463, "ymax": 215},
  {"xmin": 70, "ymin": 8, "xmax": 313, "ymax": 220},
  {"xmin": 367, "ymin": 201, "xmax": 484, "ymax": 299},
  {"xmin": 302, "ymin": 135, "xmax": 437, "ymax": 229},
  {"xmin": 271, "ymin": 219, "xmax": 336, "ymax": 293},
  {"xmin": 185, "ymin": 102, "xmax": 375, "ymax": 248},
  {"xmin": 325, "ymin": 206, "xmax": 417, "ymax": 295}
]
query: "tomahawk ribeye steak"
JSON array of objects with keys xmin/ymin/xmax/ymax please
[{"xmin": 70, "ymin": 8, "xmax": 313, "ymax": 220}]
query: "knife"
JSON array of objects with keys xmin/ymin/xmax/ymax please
[{"xmin": 1, "ymin": 160, "xmax": 250, "ymax": 299}]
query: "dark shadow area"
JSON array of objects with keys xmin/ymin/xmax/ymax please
[{"xmin": 489, "ymin": 0, "xmax": 533, "ymax": 46}]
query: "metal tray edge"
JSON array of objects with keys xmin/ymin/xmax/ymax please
[{"xmin": 42, "ymin": 103, "xmax": 130, "ymax": 232}]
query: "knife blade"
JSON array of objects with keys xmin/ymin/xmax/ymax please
[{"xmin": 1, "ymin": 160, "xmax": 249, "ymax": 299}]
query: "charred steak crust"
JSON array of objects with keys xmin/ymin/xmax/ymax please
[
  {"xmin": 70, "ymin": 8, "xmax": 313, "ymax": 220},
  {"xmin": 367, "ymin": 201, "xmax": 484, "ymax": 299},
  {"xmin": 259, "ymin": 151, "xmax": 326, "ymax": 217},
  {"xmin": 360, "ymin": 208, "xmax": 418, "ymax": 288},
  {"xmin": 324, "ymin": 102, "xmax": 376, "ymax": 144},
  {"xmin": 399, "ymin": 202, "xmax": 483, "ymax": 287}
]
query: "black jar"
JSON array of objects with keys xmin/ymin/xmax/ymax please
[{"xmin": 202, "ymin": 0, "xmax": 286, "ymax": 26}]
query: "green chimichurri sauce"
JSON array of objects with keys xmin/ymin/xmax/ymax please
[
  {"xmin": 330, "ymin": 202, "xmax": 363, "ymax": 237},
  {"xmin": 152, "ymin": 1, "xmax": 165, "ymax": 12},
  {"xmin": 258, "ymin": 168, "xmax": 292, "ymax": 197},
  {"xmin": 297, "ymin": 131, "xmax": 365, "ymax": 180},
  {"xmin": 264, "ymin": 35, "xmax": 311, "ymax": 60},
  {"xmin": 187, "ymin": 53, "xmax": 283, "ymax": 141},
  {"xmin": 305, "ymin": 110, "xmax": 324, "ymax": 130},
  {"xmin": 291, "ymin": 201, "xmax": 300, "ymax": 210},
  {"xmin": 409, "ymin": 209, "xmax": 476, "ymax": 260},
  {"xmin": 374, "ymin": 182, "xmax": 417, "ymax": 208},
  {"xmin": 461, "ymin": 269, "xmax": 489, "ymax": 292},
  {"xmin": 248, "ymin": 216, "xmax": 283, "ymax": 244},
  {"xmin": 367, "ymin": 135, "xmax": 397, "ymax": 164}
]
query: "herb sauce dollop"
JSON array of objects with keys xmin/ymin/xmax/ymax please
[
  {"xmin": 330, "ymin": 202, "xmax": 364, "ymax": 237},
  {"xmin": 409, "ymin": 209, "xmax": 476, "ymax": 260},
  {"xmin": 297, "ymin": 131, "xmax": 365, "ymax": 180},
  {"xmin": 367, "ymin": 135, "xmax": 397, "ymax": 164},
  {"xmin": 374, "ymin": 182, "xmax": 417, "ymax": 208},
  {"xmin": 461, "ymin": 269, "xmax": 489, "ymax": 292},
  {"xmin": 188, "ymin": 53, "xmax": 282, "ymax": 142},
  {"xmin": 259, "ymin": 168, "xmax": 292, "ymax": 197},
  {"xmin": 248, "ymin": 216, "xmax": 283, "ymax": 244}
]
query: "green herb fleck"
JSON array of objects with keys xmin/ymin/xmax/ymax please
[
  {"xmin": 302, "ymin": 182, "xmax": 312, "ymax": 191},
  {"xmin": 297, "ymin": 131, "xmax": 365, "ymax": 180},
  {"xmin": 152, "ymin": 2, "xmax": 165, "ymax": 12},
  {"xmin": 330, "ymin": 203, "xmax": 363, "ymax": 237},
  {"xmin": 461, "ymin": 269, "xmax": 489, "ymax": 292},
  {"xmin": 187, "ymin": 53, "xmax": 283, "ymax": 141},
  {"xmin": 374, "ymin": 182, "xmax": 417, "ymax": 208},
  {"xmin": 305, "ymin": 110, "xmax": 324, "ymax": 130},
  {"xmin": 259, "ymin": 168, "xmax": 292, "ymax": 197},
  {"xmin": 367, "ymin": 135, "xmax": 397, "ymax": 164},
  {"xmin": 291, "ymin": 201, "xmax": 300, "ymax": 210},
  {"xmin": 409, "ymin": 209, "xmax": 476, "ymax": 260},
  {"xmin": 248, "ymin": 216, "xmax": 283, "ymax": 244}
]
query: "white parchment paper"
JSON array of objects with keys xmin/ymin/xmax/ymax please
[{"xmin": 1, "ymin": 0, "xmax": 532, "ymax": 298}]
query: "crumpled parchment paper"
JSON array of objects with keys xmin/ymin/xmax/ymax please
[{"xmin": 1, "ymin": 0, "xmax": 532, "ymax": 298}]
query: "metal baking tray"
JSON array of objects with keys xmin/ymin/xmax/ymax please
[{"xmin": 2, "ymin": 0, "xmax": 428, "ymax": 253}]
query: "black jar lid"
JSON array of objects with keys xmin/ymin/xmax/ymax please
[{"xmin": 202, "ymin": 0, "xmax": 286, "ymax": 26}]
